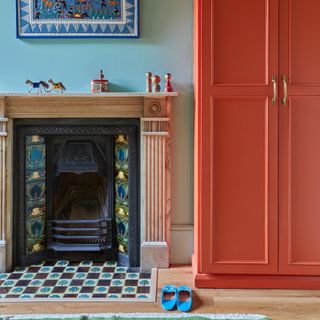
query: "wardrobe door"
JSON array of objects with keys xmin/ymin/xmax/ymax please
[
  {"xmin": 197, "ymin": 0, "xmax": 279, "ymax": 274},
  {"xmin": 279, "ymin": 0, "xmax": 320, "ymax": 275}
]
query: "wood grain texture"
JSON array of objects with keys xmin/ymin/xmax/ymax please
[
  {"xmin": 141, "ymin": 115, "xmax": 170, "ymax": 269},
  {"xmin": 143, "ymin": 135, "xmax": 168, "ymax": 242},
  {"xmin": 5, "ymin": 96, "xmax": 144, "ymax": 118},
  {"xmin": 5, "ymin": 120, "xmax": 13, "ymax": 271},
  {"xmin": 0, "ymin": 118, "xmax": 8, "ymax": 272},
  {"xmin": 0, "ymin": 94, "xmax": 177, "ymax": 119},
  {"xmin": 0, "ymin": 266, "xmax": 320, "ymax": 320},
  {"xmin": 0, "ymin": 98, "xmax": 6, "ymax": 118},
  {"xmin": 0, "ymin": 119, "xmax": 7, "ymax": 242}
]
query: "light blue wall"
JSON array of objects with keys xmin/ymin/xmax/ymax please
[{"xmin": 0, "ymin": 0, "xmax": 194, "ymax": 226}]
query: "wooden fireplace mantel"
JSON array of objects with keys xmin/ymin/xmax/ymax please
[
  {"xmin": 0, "ymin": 92, "xmax": 177, "ymax": 272},
  {"xmin": 0, "ymin": 92, "xmax": 178, "ymax": 119}
]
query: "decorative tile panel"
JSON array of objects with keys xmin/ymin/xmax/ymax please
[
  {"xmin": 0, "ymin": 261, "xmax": 155, "ymax": 301},
  {"xmin": 114, "ymin": 134, "xmax": 129, "ymax": 254},
  {"xmin": 25, "ymin": 135, "xmax": 47, "ymax": 255}
]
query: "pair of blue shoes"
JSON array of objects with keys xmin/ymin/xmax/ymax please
[{"xmin": 161, "ymin": 285, "xmax": 192, "ymax": 312}]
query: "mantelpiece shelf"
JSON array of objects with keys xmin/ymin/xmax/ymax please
[{"xmin": 0, "ymin": 92, "xmax": 177, "ymax": 119}]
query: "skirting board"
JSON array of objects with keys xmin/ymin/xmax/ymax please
[
  {"xmin": 170, "ymin": 224, "xmax": 193, "ymax": 264},
  {"xmin": 0, "ymin": 241, "xmax": 6, "ymax": 273},
  {"xmin": 195, "ymin": 273, "xmax": 320, "ymax": 289}
]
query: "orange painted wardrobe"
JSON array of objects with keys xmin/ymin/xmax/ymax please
[{"xmin": 193, "ymin": 0, "xmax": 320, "ymax": 289}]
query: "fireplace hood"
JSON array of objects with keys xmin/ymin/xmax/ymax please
[{"xmin": 55, "ymin": 140, "xmax": 107, "ymax": 176}]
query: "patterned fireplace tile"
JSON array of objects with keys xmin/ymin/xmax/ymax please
[{"xmin": 0, "ymin": 261, "xmax": 157, "ymax": 302}]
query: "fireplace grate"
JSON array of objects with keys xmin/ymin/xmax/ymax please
[{"xmin": 47, "ymin": 218, "xmax": 112, "ymax": 252}]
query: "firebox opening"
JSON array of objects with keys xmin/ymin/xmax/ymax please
[
  {"xmin": 47, "ymin": 137, "xmax": 116, "ymax": 257},
  {"xmin": 48, "ymin": 172, "xmax": 113, "ymax": 253}
]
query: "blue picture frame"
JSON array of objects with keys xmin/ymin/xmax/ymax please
[{"xmin": 16, "ymin": 0, "xmax": 139, "ymax": 38}]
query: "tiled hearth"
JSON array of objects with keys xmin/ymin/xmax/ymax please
[
  {"xmin": 0, "ymin": 93, "xmax": 177, "ymax": 272},
  {"xmin": 0, "ymin": 261, "xmax": 156, "ymax": 301}
]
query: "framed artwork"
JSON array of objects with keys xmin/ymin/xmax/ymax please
[{"xmin": 16, "ymin": 0, "xmax": 139, "ymax": 38}]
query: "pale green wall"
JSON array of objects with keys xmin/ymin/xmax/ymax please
[{"xmin": 0, "ymin": 1, "xmax": 194, "ymax": 230}]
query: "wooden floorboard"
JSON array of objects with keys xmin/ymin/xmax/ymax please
[{"xmin": 1, "ymin": 266, "xmax": 320, "ymax": 320}]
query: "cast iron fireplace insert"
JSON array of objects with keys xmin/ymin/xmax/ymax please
[{"xmin": 13, "ymin": 119, "xmax": 140, "ymax": 268}]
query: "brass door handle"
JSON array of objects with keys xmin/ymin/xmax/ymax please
[
  {"xmin": 272, "ymin": 75, "xmax": 277, "ymax": 105},
  {"xmin": 281, "ymin": 75, "xmax": 288, "ymax": 106}
]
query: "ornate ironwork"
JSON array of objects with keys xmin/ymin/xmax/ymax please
[{"xmin": 14, "ymin": 119, "xmax": 140, "ymax": 268}]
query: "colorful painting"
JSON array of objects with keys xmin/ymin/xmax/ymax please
[
  {"xmin": 25, "ymin": 135, "xmax": 47, "ymax": 255},
  {"xmin": 17, "ymin": 0, "xmax": 139, "ymax": 38},
  {"xmin": 33, "ymin": 0, "xmax": 123, "ymax": 20},
  {"xmin": 114, "ymin": 134, "xmax": 129, "ymax": 254}
]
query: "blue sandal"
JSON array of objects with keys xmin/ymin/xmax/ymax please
[
  {"xmin": 161, "ymin": 285, "xmax": 177, "ymax": 311},
  {"xmin": 177, "ymin": 285, "xmax": 192, "ymax": 312}
]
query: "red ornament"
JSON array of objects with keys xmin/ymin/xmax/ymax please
[{"xmin": 165, "ymin": 73, "xmax": 173, "ymax": 92}]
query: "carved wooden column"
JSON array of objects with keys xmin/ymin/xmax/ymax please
[
  {"xmin": 0, "ymin": 98, "xmax": 7, "ymax": 272},
  {"xmin": 141, "ymin": 97, "xmax": 171, "ymax": 271}
]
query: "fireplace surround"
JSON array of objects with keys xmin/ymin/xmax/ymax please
[{"xmin": 0, "ymin": 92, "xmax": 176, "ymax": 272}]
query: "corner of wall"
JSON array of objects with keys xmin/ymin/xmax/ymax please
[{"xmin": 170, "ymin": 224, "xmax": 194, "ymax": 265}]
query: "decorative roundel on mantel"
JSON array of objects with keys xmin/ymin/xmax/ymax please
[{"xmin": 149, "ymin": 102, "xmax": 162, "ymax": 115}]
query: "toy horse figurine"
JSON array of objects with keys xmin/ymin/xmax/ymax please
[
  {"xmin": 48, "ymin": 79, "xmax": 66, "ymax": 93},
  {"xmin": 25, "ymin": 80, "xmax": 49, "ymax": 93}
]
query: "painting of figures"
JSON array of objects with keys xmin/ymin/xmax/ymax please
[
  {"xmin": 33, "ymin": 0, "xmax": 122, "ymax": 20},
  {"xmin": 16, "ymin": 0, "xmax": 139, "ymax": 38}
]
